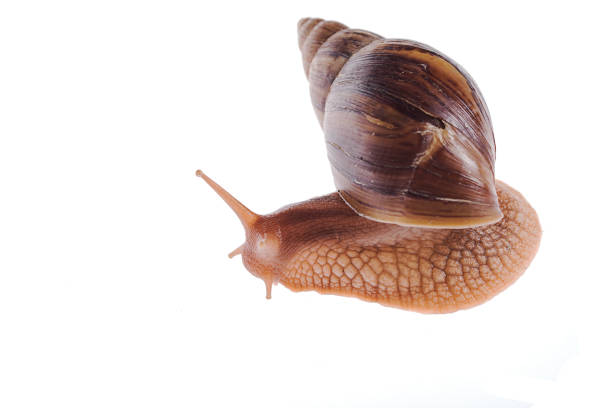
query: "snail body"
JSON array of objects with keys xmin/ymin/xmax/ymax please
[{"xmin": 196, "ymin": 18, "xmax": 541, "ymax": 313}]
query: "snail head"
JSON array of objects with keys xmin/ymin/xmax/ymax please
[{"xmin": 196, "ymin": 170, "xmax": 282, "ymax": 299}]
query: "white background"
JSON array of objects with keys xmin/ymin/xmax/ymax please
[{"xmin": 1, "ymin": 1, "xmax": 610, "ymax": 407}]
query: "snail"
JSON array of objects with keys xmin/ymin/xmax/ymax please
[{"xmin": 196, "ymin": 18, "xmax": 541, "ymax": 313}]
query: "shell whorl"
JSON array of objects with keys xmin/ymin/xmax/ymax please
[
  {"xmin": 298, "ymin": 18, "xmax": 501, "ymax": 229},
  {"xmin": 298, "ymin": 18, "xmax": 345, "ymax": 75},
  {"xmin": 298, "ymin": 18, "xmax": 382, "ymax": 125}
]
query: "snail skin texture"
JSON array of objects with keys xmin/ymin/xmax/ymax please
[{"xmin": 196, "ymin": 18, "xmax": 541, "ymax": 313}]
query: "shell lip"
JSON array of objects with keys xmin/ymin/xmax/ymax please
[{"xmin": 337, "ymin": 190, "xmax": 503, "ymax": 229}]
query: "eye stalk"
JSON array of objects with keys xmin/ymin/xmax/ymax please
[{"xmin": 195, "ymin": 170, "xmax": 258, "ymax": 228}]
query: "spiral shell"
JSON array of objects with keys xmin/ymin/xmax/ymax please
[{"xmin": 298, "ymin": 18, "xmax": 502, "ymax": 228}]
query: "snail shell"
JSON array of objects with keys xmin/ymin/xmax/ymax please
[{"xmin": 298, "ymin": 18, "xmax": 501, "ymax": 228}]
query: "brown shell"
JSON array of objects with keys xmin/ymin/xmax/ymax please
[{"xmin": 298, "ymin": 18, "xmax": 502, "ymax": 228}]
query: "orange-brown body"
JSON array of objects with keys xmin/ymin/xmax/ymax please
[{"xmin": 239, "ymin": 180, "xmax": 540, "ymax": 313}]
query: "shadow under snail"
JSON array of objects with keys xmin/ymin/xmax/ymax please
[{"xmin": 196, "ymin": 18, "xmax": 542, "ymax": 313}]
